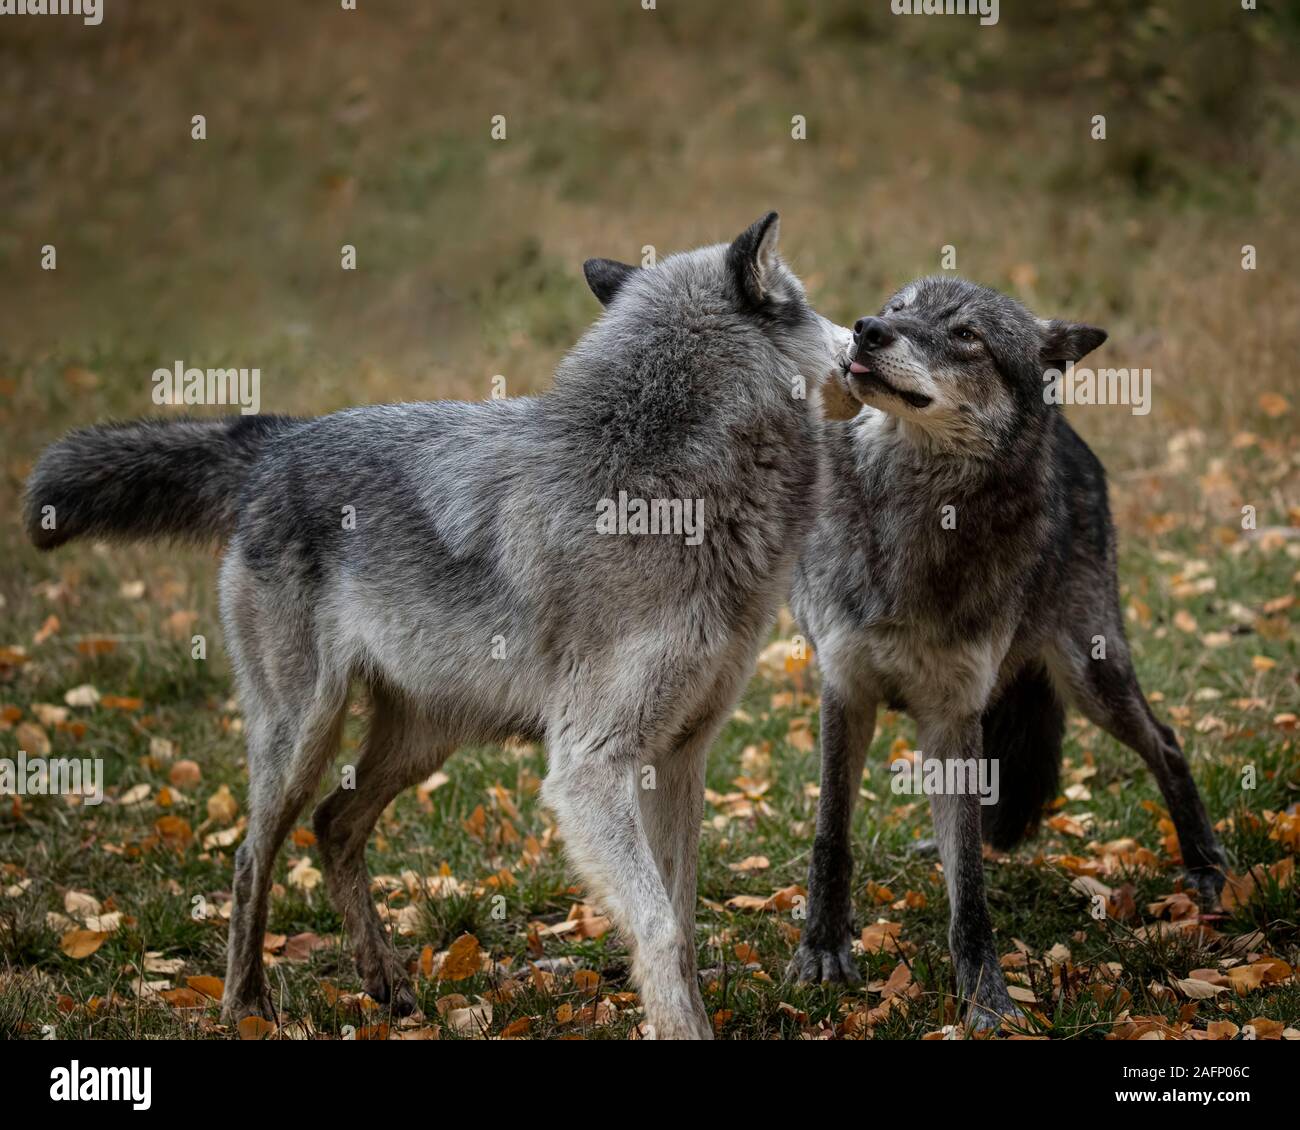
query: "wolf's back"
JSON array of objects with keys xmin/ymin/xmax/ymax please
[{"xmin": 24, "ymin": 415, "xmax": 301, "ymax": 551}]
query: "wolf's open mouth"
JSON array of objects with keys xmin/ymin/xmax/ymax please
[{"xmin": 846, "ymin": 360, "xmax": 932, "ymax": 410}]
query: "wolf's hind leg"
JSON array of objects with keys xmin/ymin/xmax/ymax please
[
  {"xmin": 223, "ymin": 670, "xmax": 349, "ymax": 1023},
  {"xmin": 788, "ymin": 685, "xmax": 877, "ymax": 984},
  {"xmin": 1051, "ymin": 637, "xmax": 1226, "ymax": 904},
  {"xmin": 313, "ymin": 685, "xmax": 452, "ymax": 1015}
]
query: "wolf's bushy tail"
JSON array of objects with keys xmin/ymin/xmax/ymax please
[
  {"xmin": 24, "ymin": 415, "xmax": 300, "ymax": 551},
  {"xmin": 980, "ymin": 661, "xmax": 1065, "ymax": 851}
]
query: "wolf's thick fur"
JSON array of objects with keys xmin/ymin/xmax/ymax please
[
  {"xmin": 789, "ymin": 276, "xmax": 1226, "ymax": 1027},
  {"xmin": 26, "ymin": 215, "xmax": 849, "ymax": 1039},
  {"xmin": 25, "ymin": 415, "xmax": 301, "ymax": 549}
]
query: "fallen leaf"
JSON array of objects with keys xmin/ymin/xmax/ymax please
[
  {"xmin": 159, "ymin": 987, "xmax": 206, "ymax": 1008},
  {"xmin": 445, "ymin": 1002, "xmax": 491, "ymax": 1036},
  {"xmin": 60, "ymin": 929, "xmax": 109, "ymax": 959},
  {"xmin": 439, "ymin": 933, "xmax": 482, "ymax": 981},
  {"xmin": 186, "ymin": 975, "xmax": 224, "ymax": 1001},
  {"xmin": 1258, "ymin": 392, "xmax": 1290, "ymax": 418},
  {"xmin": 14, "ymin": 721, "xmax": 50, "ymax": 757},
  {"xmin": 63, "ymin": 684, "xmax": 100, "ymax": 708},
  {"xmin": 207, "ymin": 784, "xmax": 239, "ymax": 824},
  {"xmin": 64, "ymin": 890, "xmax": 101, "ymax": 917},
  {"xmin": 155, "ymin": 814, "xmax": 192, "ymax": 847},
  {"xmin": 287, "ymin": 856, "xmax": 321, "ymax": 891},
  {"xmin": 1173, "ymin": 977, "xmax": 1229, "ymax": 1000},
  {"xmin": 168, "ymin": 760, "xmax": 202, "ymax": 789},
  {"xmin": 33, "ymin": 615, "xmax": 60, "ymax": 645},
  {"xmin": 77, "ymin": 637, "xmax": 118, "ymax": 658},
  {"xmin": 238, "ymin": 1016, "xmax": 276, "ymax": 1040},
  {"xmin": 727, "ymin": 855, "xmax": 770, "ymax": 874},
  {"xmin": 283, "ymin": 932, "xmax": 330, "ymax": 963}
]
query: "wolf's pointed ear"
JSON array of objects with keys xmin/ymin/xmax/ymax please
[
  {"xmin": 583, "ymin": 258, "xmax": 639, "ymax": 307},
  {"xmin": 727, "ymin": 211, "xmax": 781, "ymax": 306},
  {"xmin": 1040, "ymin": 319, "xmax": 1108, "ymax": 365}
]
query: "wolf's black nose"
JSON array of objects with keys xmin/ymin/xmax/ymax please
[{"xmin": 853, "ymin": 317, "xmax": 897, "ymax": 350}]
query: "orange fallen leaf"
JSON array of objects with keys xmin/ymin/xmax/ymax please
[
  {"xmin": 880, "ymin": 962, "xmax": 912, "ymax": 999},
  {"xmin": 238, "ymin": 1016, "xmax": 276, "ymax": 1040},
  {"xmin": 159, "ymin": 987, "xmax": 207, "ymax": 1008},
  {"xmin": 60, "ymin": 929, "xmax": 109, "ymax": 959},
  {"xmin": 1258, "ymin": 393, "xmax": 1290, "ymax": 418},
  {"xmin": 439, "ymin": 933, "xmax": 482, "ymax": 981},
  {"xmin": 77, "ymin": 637, "xmax": 118, "ymax": 657},
  {"xmin": 572, "ymin": 969, "xmax": 601, "ymax": 993},
  {"xmin": 727, "ymin": 855, "xmax": 770, "ymax": 874},
  {"xmin": 33, "ymin": 615, "xmax": 60, "ymax": 645},
  {"xmin": 865, "ymin": 880, "xmax": 895, "ymax": 905},
  {"xmin": 186, "ymin": 975, "xmax": 224, "ymax": 1000},
  {"xmin": 861, "ymin": 921, "xmax": 903, "ymax": 953},
  {"xmin": 168, "ymin": 760, "xmax": 202, "ymax": 789},
  {"xmin": 207, "ymin": 784, "xmax": 239, "ymax": 824}
]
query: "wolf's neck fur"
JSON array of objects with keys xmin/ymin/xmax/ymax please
[{"xmin": 855, "ymin": 406, "xmax": 1052, "ymax": 492}]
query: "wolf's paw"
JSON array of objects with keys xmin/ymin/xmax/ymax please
[
  {"xmin": 786, "ymin": 940, "xmax": 861, "ymax": 985},
  {"xmin": 966, "ymin": 998, "xmax": 1027, "ymax": 1035},
  {"xmin": 361, "ymin": 953, "xmax": 418, "ymax": 1016},
  {"xmin": 1185, "ymin": 862, "xmax": 1227, "ymax": 908},
  {"xmin": 958, "ymin": 961, "xmax": 1026, "ymax": 1035},
  {"xmin": 221, "ymin": 988, "xmax": 277, "ymax": 1028},
  {"xmin": 640, "ymin": 1008, "xmax": 714, "ymax": 1041},
  {"xmin": 907, "ymin": 837, "xmax": 940, "ymax": 858}
]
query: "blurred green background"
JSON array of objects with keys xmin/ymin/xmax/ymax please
[{"xmin": 1, "ymin": 0, "xmax": 1296, "ymax": 457}]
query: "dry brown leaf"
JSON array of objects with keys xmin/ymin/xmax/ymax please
[
  {"xmin": 168, "ymin": 760, "xmax": 202, "ymax": 789},
  {"xmin": 238, "ymin": 1016, "xmax": 276, "ymax": 1040},
  {"xmin": 207, "ymin": 784, "xmax": 239, "ymax": 824},
  {"xmin": 1258, "ymin": 392, "xmax": 1290, "ymax": 418},
  {"xmin": 187, "ymin": 975, "xmax": 225, "ymax": 1000},
  {"xmin": 439, "ymin": 933, "xmax": 482, "ymax": 981},
  {"xmin": 727, "ymin": 855, "xmax": 770, "ymax": 874},
  {"xmin": 60, "ymin": 929, "xmax": 109, "ymax": 959}
]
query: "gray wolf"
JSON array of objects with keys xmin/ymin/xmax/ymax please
[
  {"xmin": 25, "ymin": 214, "xmax": 849, "ymax": 1040},
  {"xmin": 788, "ymin": 275, "xmax": 1226, "ymax": 1027}
]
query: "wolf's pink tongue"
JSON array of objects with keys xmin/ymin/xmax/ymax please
[{"xmin": 849, "ymin": 361, "xmax": 869, "ymax": 374}]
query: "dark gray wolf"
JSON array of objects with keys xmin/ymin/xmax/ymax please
[
  {"xmin": 25, "ymin": 214, "xmax": 850, "ymax": 1040},
  {"xmin": 788, "ymin": 275, "xmax": 1226, "ymax": 1027}
]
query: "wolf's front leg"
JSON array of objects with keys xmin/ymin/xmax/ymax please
[
  {"xmin": 789, "ymin": 686, "xmax": 877, "ymax": 984},
  {"xmin": 922, "ymin": 716, "xmax": 1021, "ymax": 1032},
  {"xmin": 543, "ymin": 725, "xmax": 712, "ymax": 1040},
  {"xmin": 639, "ymin": 712, "xmax": 727, "ymax": 1026}
]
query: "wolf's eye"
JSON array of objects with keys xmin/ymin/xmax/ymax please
[{"xmin": 954, "ymin": 326, "xmax": 980, "ymax": 343}]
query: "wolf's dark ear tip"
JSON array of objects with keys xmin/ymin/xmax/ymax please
[
  {"xmin": 1077, "ymin": 325, "xmax": 1108, "ymax": 357},
  {"xmin": 583, "ymin": 258, "xmax": 638, "ymax": 307},
  {"xmin": 1042, "ymin": 319, "xmax": 1108, "ymax": 364}
]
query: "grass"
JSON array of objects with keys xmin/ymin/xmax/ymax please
[
  {"xmin": 0, "ymin": 0, "xmax": 1298, "ymax": 1039},
  {"xmin": 0, "ymin": 496, "xmax": 1295, "ymax": 1040}
]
